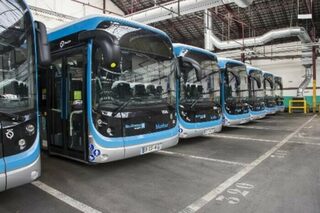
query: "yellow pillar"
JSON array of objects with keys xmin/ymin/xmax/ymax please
[{"xmin": 313, "ymin": 80, "xmax": 317, "ymax": 113}]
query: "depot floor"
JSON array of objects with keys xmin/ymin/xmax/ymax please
[{"xmin": 1, "ymin": 113, "xmax": 320, "ymax": 213}]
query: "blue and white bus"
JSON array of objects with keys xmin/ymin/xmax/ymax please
[
  {"xmin": 262, "ymin": 71, "xmax": 277, "ymax": 115},
  {"xmin": 218, "ymin": 58, "xmax": 251, "ymax": 126},
  {"xmin": 246, "ymin": 66, "xmax": 266, "ymax": 120},
  {"xmin": 173, "ymin": 43, "xmax": 222, "ymax": 138},
  {"xmin": 274, "ymin": 75, "xmax": 285, "ymax": 112},
  {"xmin": 41, "ymin": 15, "xmax": 179, "ymax": 163},
  {"xmin": 0, "ymin": 0, "xmax": 50, "ymax": 191}
]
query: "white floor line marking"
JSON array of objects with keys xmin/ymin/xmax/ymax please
[
  {"xmin": 253, "ymin": 119, "xmax": 289, "ymax": 123},
  {"xmin": 157, "ymin": 150, "xmax": 247, "ymax": 167},
  {"xmin": 179, "ymin": 114, "xmax": 317, "ymax": 213},
  {"xmin": 32, "ymin": 181, "xmax": 102, "ymax": 213},
  {"xmin": 228, "ymin": 125, "xmax": 293, "ymax": 131},
  {"xmin": 294, "ymin": 133, "xmax": 320, "ymax": 141},
  {"xmin": 289, "ymin": 141, "xmax": 320, "ymax": 146},
  {"xmin": 207, "ymin": 134, "xmax": 279, "ymax": 143}
]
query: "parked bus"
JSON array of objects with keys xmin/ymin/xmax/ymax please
[
  {"xmin": 173, "ymin": 44, "xmax": 222, "ymax": 138},
  {"xmin": 274, "ymin": 75, "xmax": 285, "ymax": 112},
  {"xmin": 0, "ymin": 0, "xmax": 50, "ymax": 191},
  {"xmin": 218, "ymin": 58, "xmax": 251, "ymax": 126},
  {"xmin": 40, "ymin": 15, "xmax": 179, "ymax": 163},
  {"xmin": 262, "ymin": 71, "xmax": 277, "ymax": 114},
  {"xmin": 246, "ymin": 66, "xmax": 266, "ymax": 120}
]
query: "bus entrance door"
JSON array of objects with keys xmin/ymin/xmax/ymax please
[{"xmin": 47, "ymin": 48, "xmax": 88, "ymax": 162}]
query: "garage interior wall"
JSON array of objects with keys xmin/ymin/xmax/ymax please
[
  {"xmin": 26, "ymin": 0, "xmax": 124, "ymax": 29},
  {"xmin": 251, "ymin": 58, "xmax": 320, "ymax": 107}
]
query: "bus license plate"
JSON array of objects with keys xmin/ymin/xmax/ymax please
[
  {"xmin": 141, "ymin": 144, "xmax": 162, "ymax": 154},
  {"xmin": 204, "ymin": 128, "xmax": 215, "ymax": 135}
]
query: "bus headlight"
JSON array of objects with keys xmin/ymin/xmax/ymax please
[
  {"xmin": 106, "ymin": 128, "xmax": 113, "ymax": 136},
  {"xmin": 18, "ymin": 139, "xmax": 26, "ymax": 150},
  {"xmin": 26, "ymin": 124, "xmax": 35, "ymax": 135},
  {"xmin": 97, "ymin": 119, "xmax": 103, "ymax": 127}
]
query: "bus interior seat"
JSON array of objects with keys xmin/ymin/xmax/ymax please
[
  {"xmin": 146, "ymin": 84, "xmax": 156, "ymax": 96},
  {"xmin": 197, "ymin": 85, "xmax": 203, "ymax": 95},
  {"xmin": 156, "ymin": 85, "xmax": 163, "ymax": 97},
  {"xmin": 133, "ymin": 84, "xmax": 146, "ymax": 97},
  {"xmin": 112, "ymin": 81, "xmax": 132, "ymax": 100},
  {"xmin": 190, "ymin": 84, "xmax": 198, "ymax": 98}
]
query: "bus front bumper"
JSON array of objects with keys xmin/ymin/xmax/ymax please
[
  {"xmin": 179, "ymin": 125, "xmax": 223, "ymax": 138},
  {"xmin": 223, "ymin": 117, "xmax": 251, "ymax": 126},
  {"xmin": 90, "ymin": 135, "xmax": 179, "ymax": 163},
  {"xmin": 250, "ymin": 113, "xmax": 266, "ymax": 120},
  {"xmin": 6, "ymin": 156, "xmax": 41, "ymax": 190}
]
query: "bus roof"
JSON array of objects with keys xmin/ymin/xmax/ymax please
[
  {"xmin": 172, "ymin": 43, "xmax": 217, "ymax": 60},
  {"xmin": 262, "ymin": 70, "xmax": 274, "ymax": 78},
  {"xmin": 217, "ymin": 57, "xmax": 245, "ymax": 69},
  {"xmin": 246, "ymin": 65, "xmax": 263, "ymax": 75},
  {"xmin": 48, "ymin": 14, "xmax": 171, "ymax": 42}
]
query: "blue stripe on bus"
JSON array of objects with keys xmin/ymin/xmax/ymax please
[
  {"xmin": 250, "ymin": 109, "xmax": 266, "ymax": 116},
  {"xmin": 4, "ymin": 134, "xmax": 40, "ymax": 172},
  {"xmin": 266, "ymin": 106, "xmax": 277, "ymax": 113},
  {"xmin": 223, "ymin": 110, "xmax": 251, "ymax": 120},
  {"xmin": 0, "ymin": 159, "xmax": 5, "ymax": 173},
  {"xmin": 178, "ymin": 116, "xmax": 223, "ymax": 129}
]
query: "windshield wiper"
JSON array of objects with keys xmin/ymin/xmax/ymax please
[
  {"xmin": 0, "ymin": 111, "xmax": 23, "ymax": 121},
  {"xmin": 111, "ymin": 98, "xmax": 136, "ymax": 117},
  {"xmin": 190, "ymin": 96, "xmax": 202, "ymax": 109}
]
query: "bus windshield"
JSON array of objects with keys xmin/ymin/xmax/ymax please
[
  {"xmin": 0, "ymin": 0, "xmax": 35, "ymax": 114},
  {"xmin": 92, "ymin": 23, "xmax": 176, "ymax": 113},
  {"xmin": 180, "ymin": 50, "xmax": 220, "ymax": 106},
  {"xmin": 250, "ymin": 71, "xmax": 264, "ymax": 99},
  {"xmin": 225, "ymin": 65, "xmax": 248, "ymax": 102},
  {"xmin": 264, "ymin": 78, "xmax": 274, "ymax": 97},
  {"xmin": 274, "ymin": 81, "xmax": 283, "ymax": 97}
]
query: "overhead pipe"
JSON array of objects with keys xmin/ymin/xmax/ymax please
[
  {"xmin": 126, "ymin": 0, "xmax": 254, "ymax": 24},
  {"xmin": 204, "ymin": 10, "xmax": 313, "ymax": 97},
  {"xmin": 297, "ymin": 66, "xmax": 312, "ymax": 97},
  {"xmin": 206, "ymin": 24, "xmax": 312, "ymax": 49}
]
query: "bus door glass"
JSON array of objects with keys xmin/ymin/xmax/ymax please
[{"xmin": 47, "ymin": 48, "xmax": 86, "ymax": 160}]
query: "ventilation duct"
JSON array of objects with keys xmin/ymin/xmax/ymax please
[
  {"xmin": 126, "ymin": 0, "xmax": 254, "ymax": 24},
  {"xmin": 204, "ymin": 10, "xmax": 313, "ymax": 96}
]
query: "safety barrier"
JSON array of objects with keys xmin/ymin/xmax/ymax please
[{"xmin": 288, "ymin": 99, "xmax": 309, "ymax": 114}]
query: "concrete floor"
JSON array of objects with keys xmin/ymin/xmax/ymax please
[{"xmin": 0, "ymin": 113, "xmax": 319, "ymax": 213}]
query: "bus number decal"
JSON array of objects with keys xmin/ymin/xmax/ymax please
[{"xmin": 215, "ymin": 182, "xmax": 254, "ymax": 205}]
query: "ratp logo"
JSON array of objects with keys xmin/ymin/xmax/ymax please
[
  {"xmin": 5, "ymin": 129, "xmax": 14, "ymax": 140},
  {"xmin": 59, "ymin": 40, "xmax": 71, "ymax": 48}
]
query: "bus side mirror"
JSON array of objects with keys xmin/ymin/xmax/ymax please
[
  {"xmin": 178, "ymin": 56, "xmax": 201, "ymax": 81},
  {"xmin": 256, "ymin": 77, "xmax": 262, "ymax": 88},
  {"xmin": 35, "ymin": 21, "xmax": 51, "ymax": 66},
  {"xmin": 175, "ymin": 59, "xmax": 181, "ymax": 79},
  {"xmin": 79, "ymin": 30, "xmax": 120, "ymax": 71}
]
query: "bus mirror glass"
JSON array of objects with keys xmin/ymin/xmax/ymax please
[
  {"xmin": 178, "ymin": 56, "xmax": 201, "ymax": 81},
  {"xmin": 79, "ymin": 30, "xmax": 120, "ymax": 71},
  {"xmin": 94, "ymin": 38, "xmax": 120, "ymax": 71},
  {"xmin": 35, "ymin": 21, "xmax": 51, "ymax": 66},
  {"xmin": 256, "ymin": 77, "xmax": 262, "ymax": 88},
  {"xmin": 175, "ymin": 59, "xmax": 181, "ymax": 79}
]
